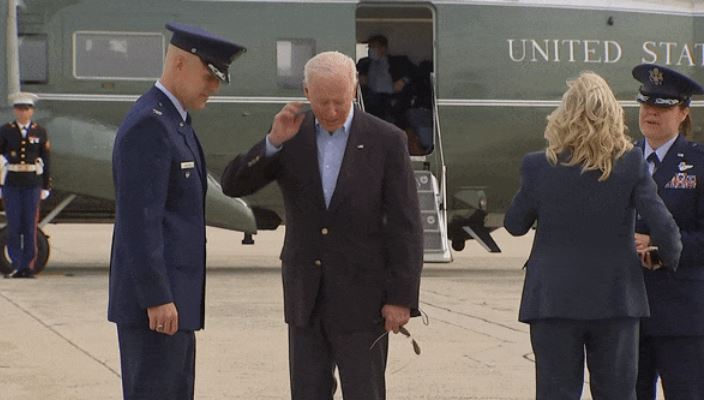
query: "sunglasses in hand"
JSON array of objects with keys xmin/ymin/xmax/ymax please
[{"xmin": 369, "ymin": 326, "xmax": 421, "ymax": 355}]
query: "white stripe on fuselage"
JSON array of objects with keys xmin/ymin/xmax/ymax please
[
  {"xmin": 30, "ymin": 93, "xmax": 705, "ymax": 108},
  {"xmin": 184, "ymin": 0, "xmax": 703, "ymax": 16}
]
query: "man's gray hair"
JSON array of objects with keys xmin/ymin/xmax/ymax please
[{"xmin": 303, "ymin": 51, "xmax": 357, "ymax": 88}]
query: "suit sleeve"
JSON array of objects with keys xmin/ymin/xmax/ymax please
[
  {"xmin": 631, "ymin": 154, "xmax": 683, "ymax": 270},
  {"xmin": 221, "ymin": 138, "xmax": 280, "ymax": 197},
  {"xmin": 40, "ymin": 127, "xmax": 51, "ymax": 189},
  {"xmin": 382, "ymin": 131, "xmax": 424, "ymax": 309},
  {"xmin": 504, "ymin": 155, "xmax": 538, "ymax": 236},
  {"xmin": 114, "ymin": 117, "xmax": 173, "ymax": 308}
]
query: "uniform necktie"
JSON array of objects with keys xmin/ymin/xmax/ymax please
[
  {"xmin": 647, "ymin": 152, "xmax": 661, "ymax": 175},
  {"xmin": 21, "ymin": 126, "xmax": 28, "ymax": 138}
]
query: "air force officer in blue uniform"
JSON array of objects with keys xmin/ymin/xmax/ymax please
[
  {"xmin": 505, "ymin": 72, "xmax": 681, "ymax": 399},
  {"xmin": 631, "ymin": 64, "xmax": 704, "ymax": 400},
  {"xmin": 108, "ymin": 23, "xmax": 244, "ymax": 400}
]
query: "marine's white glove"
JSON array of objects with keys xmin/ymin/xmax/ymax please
[{"xmin": 41, "ymin": 189, "xmax": 50, "ymax": 200}]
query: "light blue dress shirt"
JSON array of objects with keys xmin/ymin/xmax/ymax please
[
  {"xmin": 155, "ymin": 81, "xmax": 188, "ymax": 122},
  {"xmin": 643, "ymin": 134, "xmax": 678, "ymax": 174},
  {"xmin": 265, "ymin": 104, "xmax": 355, "ymax": 208}
]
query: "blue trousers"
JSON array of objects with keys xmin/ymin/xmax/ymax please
[
  {"xmin": 530, "ymin": 318, "xmax": 639, "ymax": 400},
  {"xmin": 636, "ymin": 335, "xmax": 704, "ymax": 400},
  {"xmin": 117, "ymin": 324, "xmax": 196, "ymax": 400},
  {"xmin": 3, "ymin": 185, "xmax": 41, "ymax": 271}
]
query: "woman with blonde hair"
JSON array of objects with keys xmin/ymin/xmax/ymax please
[{"xmin": 505, "ymin": 72, "xmax": 682, "ymax": 399}]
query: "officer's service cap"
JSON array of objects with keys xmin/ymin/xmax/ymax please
[
  {"xmin": 9, "ymin": 92, "xmax": 39, "ymax": 107},
  {"xmin": 166, "ymin": 22, "xmax": 246, "ymax": 84},
  {"xmin": 632, "ymin": 64, "xmax": 703, "ymax": 107}
]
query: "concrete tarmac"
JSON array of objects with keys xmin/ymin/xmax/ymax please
[{"xmin": 0, "ymin": 224, "xmax": 658, "ymax": 399}]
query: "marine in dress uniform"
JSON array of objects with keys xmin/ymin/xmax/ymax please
[
  {"xmin": 631, "ymin": 64, "xmax": 704, "ymax": 400},
  {"xmin": 107, "ymin": 23, "xmax": 244, "ymax": 400},
  {"xmin": 1, "ymin": 92, "xmax": 51, "ymax": 279}
]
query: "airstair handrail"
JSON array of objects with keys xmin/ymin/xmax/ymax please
[
  {"xmin": 356, "ymin": 83, "xmax": 366, "ymax": 112},
  {"xmin": 429, "ymin": 72, "xmax": 448, "ymax": 213}
]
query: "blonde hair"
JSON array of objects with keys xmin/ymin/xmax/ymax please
[
  {"xmin": 544, "ymin": 72, "xmax": 633, "ymax": 181},
  {"xmin": 303, "ymin": 51, "xmax": 357, "ymax": 89}
]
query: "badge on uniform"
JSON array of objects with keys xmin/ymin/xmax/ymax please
[
  {"xmin": 181, "ymin": 161, "xmax": 195, "ymax": 178},
  {"xmin": 665, "ymin": 172, "xmax": 697, "ymax": 189},
  {"xmin": 28, "ymin": 136, "xmax": 40, "ymax": 144},
  {"xmin": 678, "ymin": 161, "xmax": 694, "ymax": 172}
]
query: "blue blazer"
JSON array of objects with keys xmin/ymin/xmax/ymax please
[
  {"xmin": 108, "ymin": 86, "xmax": 207, "ymax": 331},
  {"xmin": 636, "ymin": 135, "xmax": 703, "ymax": 336},
  {"xmin": 505, "ymin": 148, "xmax": 682, "ymax": 323}
]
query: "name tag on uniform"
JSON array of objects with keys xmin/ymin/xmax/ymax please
[
  {"xmin": 28, "ymin": 136, "xmax": 40, "ymax": 144},
  {"xmin": 181, "ymin": 161, "xmax": 195, "ymax": 169},
  {"xmin": 665, "ymin": 173, "xmax": 697, "ymax": 190}
]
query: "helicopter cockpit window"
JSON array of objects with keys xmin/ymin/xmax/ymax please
[
  {"xmin": 19, "ymin": 34, "xmax": 48, "ymax": 84},
  {"xmin": 73, "ymin": 31, "xmax": 164, "ymax": 80},
  {"xmin": 276, "ymin": 39, "xmax": 315, "ymax": 89}
]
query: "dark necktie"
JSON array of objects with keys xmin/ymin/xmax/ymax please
[{"xmin": 647, "ymin": 152, "xmax": 661, "ymax": 175}]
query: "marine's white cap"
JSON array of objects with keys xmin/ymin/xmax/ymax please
[{"xmin": 9, "ymin": 92, "xmax": 39, "ymax": 107}]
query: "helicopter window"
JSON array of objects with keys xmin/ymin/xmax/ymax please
[
  {"xmin": 276, "ymin": 39, "xmax": 315, "ymax": 89},
  {"xmin": 19, "ymin": 34, "xmax": 48, "ymax": 84},
  {"xmin": 73, "ymin": 31, "xmax": 164, "ymax": 81}
]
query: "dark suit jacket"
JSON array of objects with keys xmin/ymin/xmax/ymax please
[
  {"xmin": 505, "ymin": 148, "xmax": 682, "ymax": 323},
  {"xmin": 636, "ymin": 135, "xmax": 703, "ymax": 336},
  {"xmin": 108, "ymin": 86, "xmax": 207, "ymax": 331},
  {"xmin": 0, "ymin": 121, "xmax": 51, "ymax": 188},
  {"xmin": 221, "ymin": 109, "xmax": 423, "ymax": 332}
]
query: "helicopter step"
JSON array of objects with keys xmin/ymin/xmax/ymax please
[{"xmin": 415, "ymin": 170, "xmax": 452, "ymax": 263}]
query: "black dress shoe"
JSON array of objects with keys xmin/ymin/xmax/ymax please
[{"xmin": 4, "ymin": 269, "xmax": 34, "ymax": 279}]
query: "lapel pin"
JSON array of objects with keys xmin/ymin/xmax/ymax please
[
  {"xmin": 152, "ymin": 109, "xmax": 163, "ymax": 116},
  {"xmin": 357, "ymin": 144, "xmax": 364, "ymax": 149},
  {"xmin": 677, "ymin": 153, "xmax": 684, "ymax": 157}
]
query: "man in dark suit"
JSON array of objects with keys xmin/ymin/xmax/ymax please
[
  {"xmin": 631, "ymin": 64, "xmax": 704, "ymax": 400},
  {"xmin": 221, "ymin": 51, "xmax": 423, "ymax": 400},
  {"xmin": 108, "ymin": 23, "xmax": 244, "ymax": 400},
  {"xmin": 1, "ymin": 92, "xmax": 51, "ymax": 279},
  {"xmin": 356, "ymin": 35, "xmax": 416, "ymax": 129}
]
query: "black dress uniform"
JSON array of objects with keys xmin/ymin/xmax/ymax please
[
  {"xmin": 0, "ymin": 93, "xmax": 50, "ymax": 278},
  {"xmin": 632, "ymin": 64, "xmax": 704, "ymax": 400}
]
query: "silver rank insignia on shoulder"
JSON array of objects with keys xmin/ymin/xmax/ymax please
[
  {"xmin": 678, "ymin": 161, "xmax": 694, "ymax": 172},
  {"xmin": 152, "ymin": 108, "xmax": 163, "ymax": 116}
]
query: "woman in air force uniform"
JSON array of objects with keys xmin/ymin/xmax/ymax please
[{"xmin": 631, "ymin": 64, "xmax": 704, "ymax": 400}]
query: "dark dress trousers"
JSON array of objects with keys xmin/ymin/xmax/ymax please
[
  {"xmin": 221, "ymin": 109, "xmax": 423, "ymax": 400},
  {"xmin": 505, "ymin": 148, "xmax": 681, "ymax": 399},
  {"xmin": 0, "ymin": 121, "xmax": 51, "ymax": 272},
  {"xmin": 108, "ymin": 86, "xmax": 207, "ymax": 400},
  {"xmin": 635, "ymin": 135, "xmax": 703, "ymax": 400}
]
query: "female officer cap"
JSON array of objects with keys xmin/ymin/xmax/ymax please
[{"xmin": 632, "ymin": 64, "xmax": 703, "ymax": 107}]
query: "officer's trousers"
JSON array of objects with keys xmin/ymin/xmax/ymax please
[
  {"xmin": 3, "ymin": 185, "xmax": 41, "ymax": 271},
  {"xmin": 636, "ymin": 335, "xmax": 704, "ymax": 400},
  {"xmin": 117, "ymin": 324, "xmax": 196, "ymax": 400}
]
